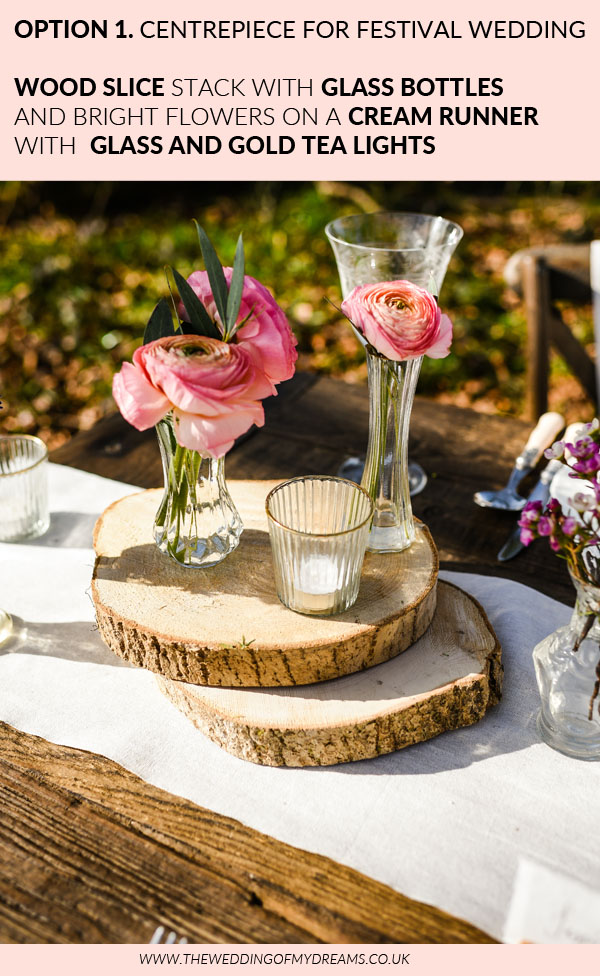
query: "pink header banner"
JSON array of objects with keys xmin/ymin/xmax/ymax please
[
  {"xmin": 0, "ymin": 944, "xmax": 599, "ymax": 974},
  {"xmin": 1, "ymin": 0, "xmax": 599, "ymax": 179}
]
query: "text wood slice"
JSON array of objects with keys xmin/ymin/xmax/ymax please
[
  {"xmin": 157, "ymin": 581, "xmax": 502, "ymax": 766},
  {"xmin": 92, "ymin": 481, "xmax": 438, "ymax": 687}
]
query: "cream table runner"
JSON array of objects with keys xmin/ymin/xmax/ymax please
[{"xmin": 1, "ymin": 463, "xmax": 599, "ymax": 942}]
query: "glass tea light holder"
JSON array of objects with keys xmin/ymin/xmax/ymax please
[
  {"xmin": 0, "ymin": 435, "xmax": 50, "ymax": 542},
  {"xmin": 266, "ymin": 475, "xmax": 374, "ymax": 616}
]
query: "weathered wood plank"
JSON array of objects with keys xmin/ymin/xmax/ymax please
[{"xmin": 0, "ymin": 723, "xmax": 495, "ymax": 945}]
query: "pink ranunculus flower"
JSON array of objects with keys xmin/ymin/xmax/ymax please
[
  {"xmin": 341, "ymin": 280, "xmax": 453, "ymax": 361},
  {"xmin": 112, "ymin": 334, "xmax": 272, "ymax": 458},
  {"xmin": 184, "ymin": 269, "xmax": 297, "ymax": 391}
]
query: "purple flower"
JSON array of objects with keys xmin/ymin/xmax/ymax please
[
  {"xmin": 519, "ymin": 527, "xmax": 536, "ymax": 547},
  {"xmin": 537, "ymin": 516, "xmax": 553, "ymax": 536},
  {"xmin": 568, "ymin": 435, "xmax": 595, "ymax": 454},
  {"xmin": 561, "ymin": 517, "xmax": 578, "ymax": 536},
  {"xmin": 518, "ymin": 500, "xmax": 543, "ymax": 528},
  {"xmin": 565, "ymin": 436, "xmax": 600, "ymax": 475},
  {"xmin": 544, "ymin": 440, "xmax": 565, "ymax": 461},
  {"xmin": 573, "ymin": 457, "xmax": 600, "ymax": 475},
  {"xmin": 549, "ymin": 535, "xmax": 562, "ymax": 552}
]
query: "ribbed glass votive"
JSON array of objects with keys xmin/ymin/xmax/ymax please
[
  {"xmin": 266, "ymin": 475, "xmax": 374, "ymax": 616},
  {"xmin": 0, "ymin": 435, "xmax": 50, "ymax": 542}
]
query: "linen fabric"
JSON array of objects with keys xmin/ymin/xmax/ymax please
[{"xmin": 1, "ymin": 463, "xmax": 599, "ymax": 942}]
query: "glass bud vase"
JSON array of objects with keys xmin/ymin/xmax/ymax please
[
  {"xmin": 153, "ymin": 415, "xmax": 242, "ymax": 568},
  {"xmin": 361, "ymin": 348, "xmax": 421, "ymax": 552},
  {"xmin": 533, "ymin": 571, "xmax": 600, "ymax": 760},
  {"xmin": 325, "ymin": 212, "xmax": 463, "ymax": 499}
]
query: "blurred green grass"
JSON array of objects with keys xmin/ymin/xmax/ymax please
[{"xmin": 1, "ymin": 180, "xmax": 599, "ymax": 448}]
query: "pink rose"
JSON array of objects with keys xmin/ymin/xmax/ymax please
[
  {"xmin": 112, "ymin": 334, "xmax": 272, "ymax": 458},
  {"xmin": 184, "ymin": 269, "xmax": 297, "ymax": 390},
  {"xmin": 341, "ymin": 280, "xmax": 453, "ymax": 361}
]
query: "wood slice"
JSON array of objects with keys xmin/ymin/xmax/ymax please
[
  {"xmin": 157, "ymin": 581, "xmax": 502, "ymax": 766},
  {"xmin": 92, "ymin": 481, "xmax": 438, "ymax": 687}
]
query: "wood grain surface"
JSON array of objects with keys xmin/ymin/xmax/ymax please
[
  {"xmin": 92, "ymin": 482, "xmax": 438, "ymax": 687},
  {"xmin": 158, "ymin": 581, "xmax": 502, "ymax": 766},
  {"xmin": 2, "ymin": 371, "xmax": 569, "ymax": 944},
  {"xmin": 0, "ymin": 722, "xmax": 495, "ymax": 944}
]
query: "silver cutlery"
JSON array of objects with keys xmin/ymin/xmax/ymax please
[
  {"xmin": 149, "ymin": 925, "xmax": 188, "ymax": 945},
  {"xmin": 474, "ymin": 412, "xmax": 564, "ymax": 511},
  {"xmin": 497, "ymin": 422, "xmax": 584, "ymax": 561},
  {"xmin": 497, "ymin": 459, "xmax": 563, "ymax": 561}
]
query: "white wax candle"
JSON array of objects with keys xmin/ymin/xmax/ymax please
[{"xmin": 293, "ymin": 554, "xmax": 343, "ymax": 612}]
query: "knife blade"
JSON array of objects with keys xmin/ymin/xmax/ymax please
[{"xmin": 497, "ymin": 457, "xmax": 564, "ymax": 561}]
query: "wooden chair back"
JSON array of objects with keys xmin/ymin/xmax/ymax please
[{"xmin": 504, "ymin": 244, "xmax": 593, "ymax": 420}]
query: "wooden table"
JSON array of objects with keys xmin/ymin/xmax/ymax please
[{"xmin": 0, "ymin": 373, "xmax": 572, "ymax": 944}]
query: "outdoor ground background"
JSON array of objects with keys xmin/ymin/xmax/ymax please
[{"xmin": 1, "ymin": 180, "xmax": 599, "ymax": 449}]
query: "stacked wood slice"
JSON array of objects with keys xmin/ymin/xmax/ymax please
[{"xmin": 92, "ymin": 481, "xmax": 502, "ymax": 766}]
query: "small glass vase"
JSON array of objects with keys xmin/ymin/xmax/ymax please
[
  {"xmin": 154, "ymin": 415, "xmax": 242, "ymax": 568},
  {"xmin": 361, "ymin": 348, "xmax": 421, "ymax": 552},
  {"xmin": 533, "ymin": 570, "xmax": 600, "ymax": 760}
]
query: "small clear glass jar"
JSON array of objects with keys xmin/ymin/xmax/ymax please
[
  {"xmin": 534, "ymin": 570, "xmax": 600, "ymax": 760},
  {"xmin": 153, "ymin": 415, "xmax": 242, "ymax": 568},
  {"xmin": 0, "ymin": 434, "xmax": 49, "ymax": 542}
]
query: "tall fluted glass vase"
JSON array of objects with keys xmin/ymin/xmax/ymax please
[
  {"xmin": 154, "ymin": 415, "xmax": 242, "ymax": 568},
  {"xmin": 362, "ymin": 350, "xmax": 422, "ymax": 552},
  {"xmin": 326, "ymin": 212, "xmax": 463, "ymax": 517}
]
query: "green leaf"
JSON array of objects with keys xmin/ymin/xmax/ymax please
[
  {"xmin": 170, "ymin": 267, "xmax": 221, "ymax": 340},
  {"xmin": 194, "ymin": 220, "xmax": 229, "ymax": 330},
  {"xmin": 143, "ymin": 299, "xmax": 175, "ymax": 345},
  {"xmin": 165, "ymin": 268, "xmax": 183, "ymax": 334},
  {"xmin": 225, "ymin": 233, "xmax": 245, "ymax": 339}
]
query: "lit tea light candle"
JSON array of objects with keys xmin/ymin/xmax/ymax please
[
  {"xmin": 293, "ymin": 554, "xmax": 344, "ymax": 613},
  {"xmin": 266, "ymin": 475, "xmax": 373, "ymax": 616}
]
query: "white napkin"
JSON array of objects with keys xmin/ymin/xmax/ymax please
[
  {"xmin": 504, "ymin": 858, "xmax": 600, "ymax": 943},
  {"xmin": 1, "ymin": 463, "xmax": 600, "ymax": 943}
]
